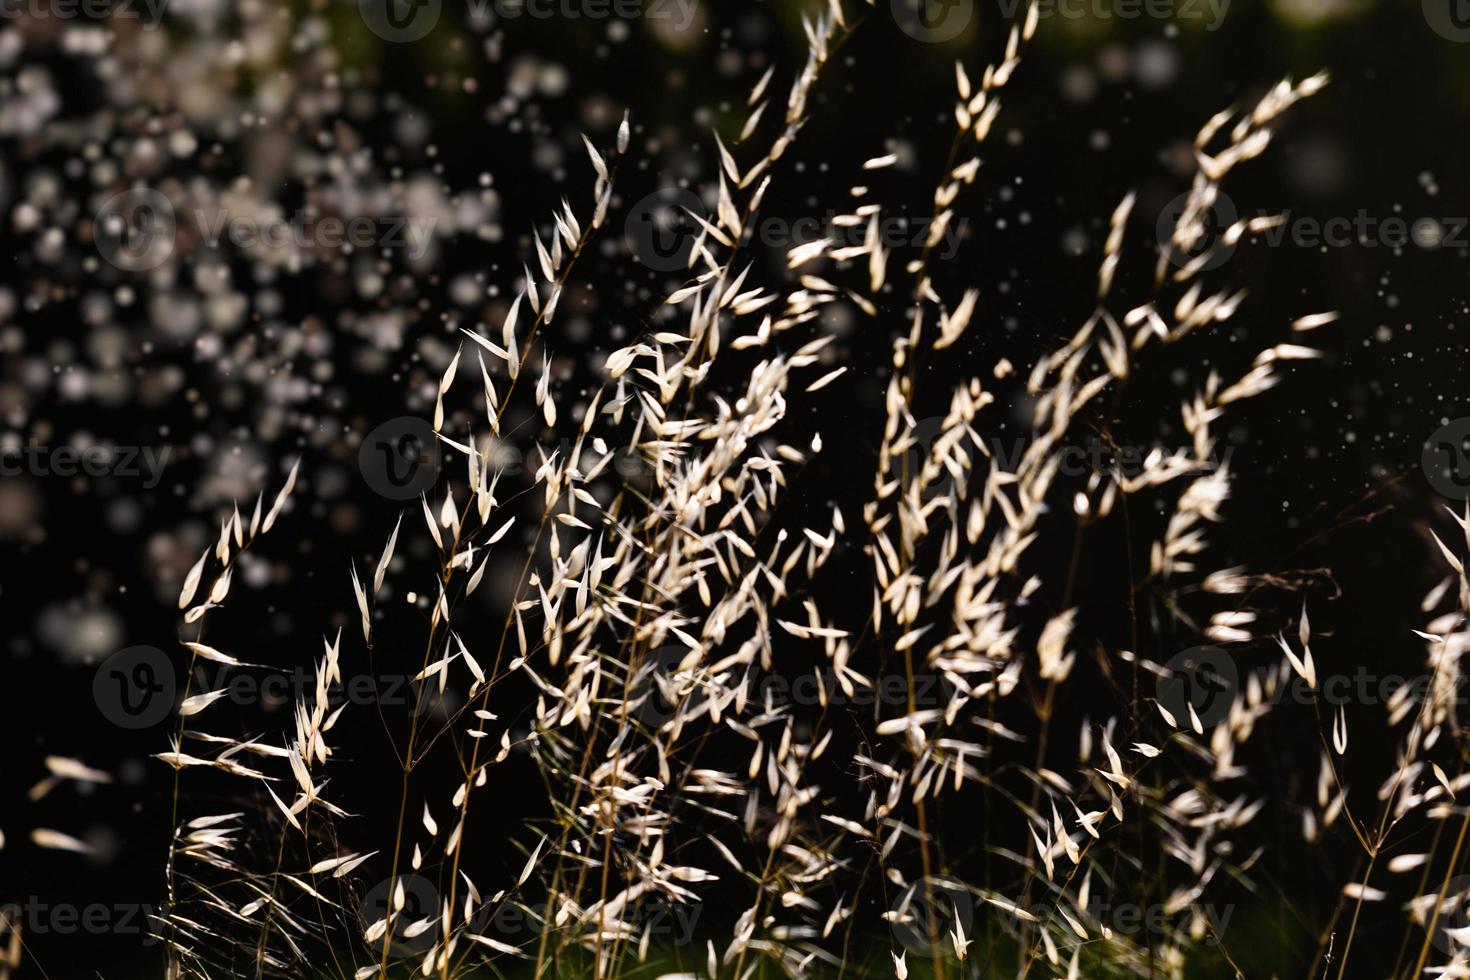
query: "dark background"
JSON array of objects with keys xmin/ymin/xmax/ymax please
[{"xmin": 2, "ymin": 0, "xmax": 1468, "ymax": 975}]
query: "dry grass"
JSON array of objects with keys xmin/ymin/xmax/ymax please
[{"xmin": 19, "ymin": 4, "xmax": 1470, "ymax": 979}]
